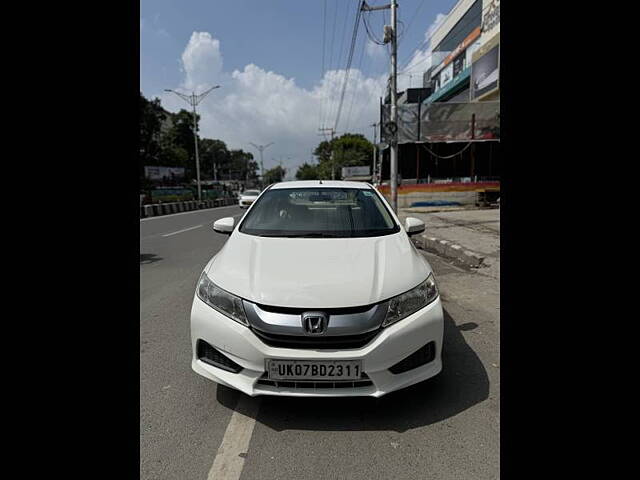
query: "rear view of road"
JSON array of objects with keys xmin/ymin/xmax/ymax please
[{"xmin": 140, "ymin": 206, "xmax": 499, "ymax": 480}]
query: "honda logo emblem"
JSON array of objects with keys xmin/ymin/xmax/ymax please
[{"xmin": 302, "ymin": 312, "xmax": 329, "ymax": 335}]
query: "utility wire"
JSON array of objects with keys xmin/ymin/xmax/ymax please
[
  {"xmin": 322, "ymin": 0, "xmax": 339, "ymax": 128},
  {"xmin": 398, "ymin": 0, "xmax": 493, "ymax": 74},
  {"xmin": 344, "ymin": 23, "xmax": 368, "ymax": 132},
  {"xmin": 401, "ymin": 0, "xmax": 427, "ymax": 44},
  {"xmin": 421, "ymin": 142, "xmax": 473, "ymax": 159},
  {"xmin": 318, "ymin": 0, "xmax": 328, "ymax": 130},
  {"xmin": 333, "ymin": 1, "xmax": 362, "ymax": 132}
]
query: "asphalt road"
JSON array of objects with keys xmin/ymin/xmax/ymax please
[{"xmin": 140, "ymin": 206, "xmax": 500, "ymax": 480}]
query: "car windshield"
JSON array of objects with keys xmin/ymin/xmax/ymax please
[
  {"xmin": 243, "ymin": 190, "xmax": 260, "ymax": 196},
  {"xmin": 238, "ymin": 187, "xmax": 400, "ymax": 238}
]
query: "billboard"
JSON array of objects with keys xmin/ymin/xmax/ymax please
[
  {"xmin": 341, "ymin": 166, "xmax": 370, "ymax": 178},
  {"xmin": 381, "ymin": 101, "xmax": 499, "ymax": 144},
  {"xmin": 471, "ymin": 43, "xmax": 499, "ymax": 100},
  {"xmin": 144, "ymin": 166, "xmax": 186, "ymax": 181}
]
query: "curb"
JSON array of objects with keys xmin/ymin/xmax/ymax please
[
  {"xmin": 413, "ymin": 235, "xmax": 485, "ymax": 268},
  {"xmin": 139, "ymin": 198, "xmax": 237, "ymax": 218}
]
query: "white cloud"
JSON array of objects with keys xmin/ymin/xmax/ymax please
[
  {"xmin": 397, "ymin": 13, "xmax": 447, "ymax": 91},
  {"xmin": 365, "ymin": 38, "xmax": 386, "ymax": 59},
  {"xmin": 160, "ymin": 32, "xmax": 386, "ymax": 178}
]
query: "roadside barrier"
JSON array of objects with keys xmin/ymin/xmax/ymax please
[{"xmin": 140, "ymin": 197, "xmax": 237, "ymax": 218}]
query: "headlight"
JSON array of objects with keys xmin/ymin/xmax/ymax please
[
  {"xmin": 196, "ymin": 272, "xmax": 248, "ymax": 326},
  {"xmin": 382, "ymin": 273, "xmax": 438, "ymax": 327}
]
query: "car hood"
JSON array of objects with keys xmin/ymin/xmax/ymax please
[{"xmin": 206, "ymin": 231, "xmax": 432, "ymax": 308}]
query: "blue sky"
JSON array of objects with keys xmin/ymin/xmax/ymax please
[{"xmin": 141, "ymin": 0, "xmax": 456, "ymax": 177}]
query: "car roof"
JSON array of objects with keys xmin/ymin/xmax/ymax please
[{"xmin": 269, "ymin": 180, "xmax": 373, "ymax": 190}]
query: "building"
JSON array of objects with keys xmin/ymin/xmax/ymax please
[{"xmin": 377, "ymin": 0, "xmax": 500, "ymax": 208}]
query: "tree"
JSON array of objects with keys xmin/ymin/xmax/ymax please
[
  {"xmin": 199, "ymin": 139, "xmax": 229, "ymax": 180},
  {"xmin": 312, "ymin": 133, "xmax": 373, "ymax": 180},
  {"xmin": 263, "ymin": 165, "xmax": 286, "ymax": 184},
  {"xmin": 295, "ymin": 162, "xmax": 320, "ymax": 180},
  {"xmin": 165, "ymin": 109, "xmax": 200, "ymax": 180},
  {"xmin": 139, "ymin": 92, "xmax": 167, "ymax": 178}
]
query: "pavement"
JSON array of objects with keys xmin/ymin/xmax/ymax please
[
  {"xmin": 140, "ymin": 205, "xmax": 500, "ymax": 480},
  {"xmin": 399, "ymin": 207, "xmax": 500, "ymax": 280}
]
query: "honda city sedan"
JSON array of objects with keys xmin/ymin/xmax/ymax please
[{"xmin": 191, "ymin": 180, "xmax": 444, "ymax": 397}]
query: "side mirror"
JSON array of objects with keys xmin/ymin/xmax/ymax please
[
  {"xmin": 404, "ymin": 217, "xmax": 425, "ymax": 236},
  {"xmin": 213, "ymin": 217, "xmax": 235, "ymax": 235}
]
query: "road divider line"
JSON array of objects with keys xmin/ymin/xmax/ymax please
[
  {"xmin": 207, "ymin": 395, "xmax": 261, "ymax": 480},
  {"xmin": 161, "ymin": 225, "xmax": 202, "ymax": 237}
]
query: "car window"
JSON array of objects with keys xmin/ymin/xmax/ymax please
[
  {"xmin": 242, "ymin": 190, "xmax": 260, "ymax": 196},
  {"xmin": 238, "ymin": 188, "xmax": 399, "ymax": 238}
]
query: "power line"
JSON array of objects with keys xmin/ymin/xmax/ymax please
[
  {"xmin": 421, "ymin": 142, "xmax": 473, "ymax": 159},
  {"xmin": 400, "ymin": 0, "xmax": 427, "ymax": 45},
  {"xmin": 318, "ymin": 0, "xmax": 328, "ymax": 130},
  {"xmin": 344, "ymin": 22, "xmax": 368, "ymax": 132},
  {"xmin": 322, "ymin": 0, "xmax": 339, "ymax": 129},
  {"xmin": 333, "ymin": 1, "xmax": 363, "ymax": 132},
  {"xmin": 398, "ymin": 0, "xmax": 493, "ymax": 74}
]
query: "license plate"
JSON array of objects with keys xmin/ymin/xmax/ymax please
[{"xmin": 266, "ymin": 359, "xmax": 362, "ymax": 381}]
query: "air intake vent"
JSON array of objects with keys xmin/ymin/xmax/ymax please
[
  {"xmin": 389, "ymin": 342, "xmax": 436, "ymax": 374},
  {"xmin": 251, "ymin": 328, "xmax": 380, "ymax": 349},
  {"xmin": 196, "ymin": 340, "xmax": 242, "ymax": 373},
  {"xmin": 256, "ymin": 373, "xmax": 373, "ymax": 390}
]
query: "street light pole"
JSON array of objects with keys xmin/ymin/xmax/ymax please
[
  {"xmin": 249, "ymin": 142, "xmax": 274, "ymax": 188},
  {"xmin": 165, "ymin": 85, "xmax": 220, "ymax": 203}
]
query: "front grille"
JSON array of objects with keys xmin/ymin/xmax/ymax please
[
  {"xmin": 255, "ymin": 303, "xmax": 375, "ymax": 316},
  {"xmin": 251, "ymin": 327, "xmax": 380, "ymax": 349},
  {"xmin": 196, "ymin": 340, "xmax": 243, "ymax": 373},
  {"xmin": 256, "ymin": 372, "xmax": 373, "ymax": 390},
  {"xmin": 389, "ymin": 341, "xmax": 436, "ymax": 374}
]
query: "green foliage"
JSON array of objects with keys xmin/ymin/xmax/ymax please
[
  {"xmin": 263, "ymin": 165, "xmax": 286, "ymax": 185},
  {"xmin": 295, "ymin": 163, "xmax": 320, "ymax": 180},
  {"xmin": 310, "ymin": 133, "xmax": 373, "ymax": 180},
  {"xmin": 139, "ymin": 92, "xmax": 258, "ymax": 184},
  {"xmin": 139, "ymin": 92, "xmax": 167, "ymax": 177}
]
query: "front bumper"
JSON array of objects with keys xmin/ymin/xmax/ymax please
[{"xmin": 190, "ymin": 295, "xmax": 444, "ymax": 397}]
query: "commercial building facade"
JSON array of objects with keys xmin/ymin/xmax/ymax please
[{"xmin": 377, "ymin": 0, "xmax": 500, "ymax": 207}]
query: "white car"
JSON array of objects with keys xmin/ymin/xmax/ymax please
[
  {"xmin": 191, "ymin": 180, "xmax": 444, "ymax": 397},
  {"xmin": 238, "ymin": 189, "xmax": 260, "ymax": 208}
]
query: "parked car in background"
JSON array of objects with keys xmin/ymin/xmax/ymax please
[
  {"xmin": 191, "ymin": 180, "xmax": 444, "ymax": 397},
  {"xmin": 238, "ymin": 189, "xmax": 261, "ymax": 208}
]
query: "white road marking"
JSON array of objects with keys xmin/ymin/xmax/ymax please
[
  {"xmin": 161, "ymin": 225, "xmax": 202, "ymax": 237},
  {"xmin": 140, "ymin": 205, "xmax": 240, "ymax": 222},
  {"xmin": 207, "ymin": 395, "xmax": 261, "ymax": 480}
]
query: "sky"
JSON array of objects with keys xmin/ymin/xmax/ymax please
[{"xmin": 140, "ymin": 0, "xmax": 457, "ymax": 179}]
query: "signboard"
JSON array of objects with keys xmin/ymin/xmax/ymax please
[
  {"xmin": 481, "ymin": 0, "xmax": 500, "ymax": 37},
  {"xmin": 341, "ymin": 166, "xmax": 370, "ymax": 178},
  {"xmin": 439, "ymin": 63, "xmax": 454, "ymax": 89},
  {"xmin": 144, "ymin": 166, "xmax": 185, "ymax": 181},
  {"xmin": 471, "ymin": 43, "xmax": 499, "ymax": 100}
]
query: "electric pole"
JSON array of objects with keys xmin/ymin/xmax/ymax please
[
  {"xmin": 165, "ymin": 86, "xmax": 220, "ymax": 203},
  {"xmin": 361, "ymin": 0, "xmax": 398, "ymax": 211},
  {"xmin": 389, "ymin": 0, "xmax": 399, "ymax": 212},
  {"xmin": 318, "ymin": 127, "xmax": 336, "ymax": 179},
  {"xmin": 249, "ymin": 142, "xmax": 274, "ymax": 188},
  {"xmin": 370, "ymin": 122, "xmax": 378, "ymax": 183}
]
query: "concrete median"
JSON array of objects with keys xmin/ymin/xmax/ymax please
[{"xmin": 140, "ymin": 198, "xmax": 238, "ymax": 218}]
